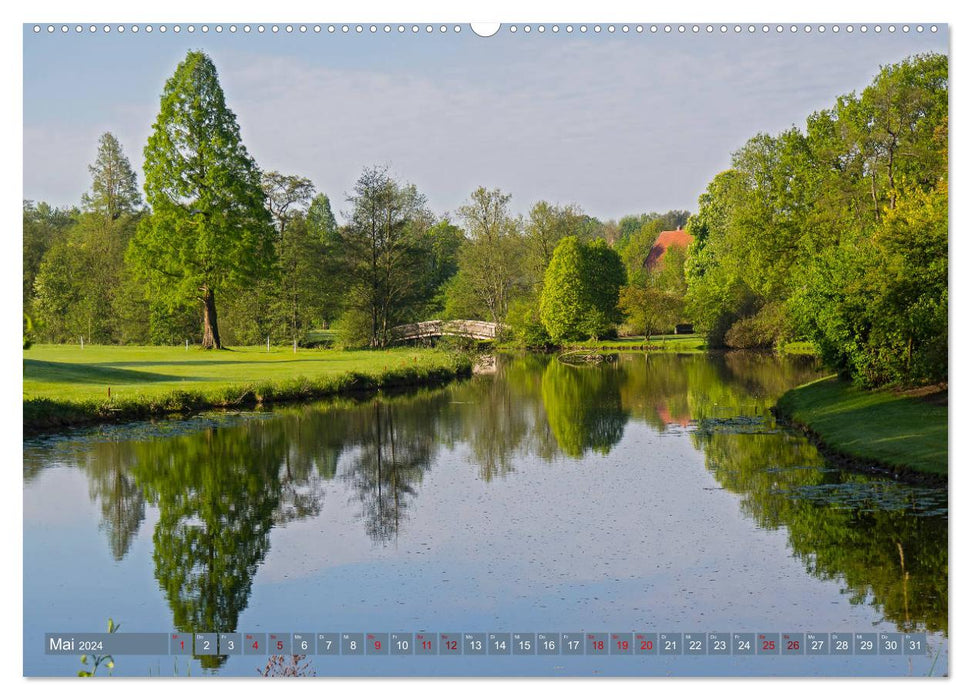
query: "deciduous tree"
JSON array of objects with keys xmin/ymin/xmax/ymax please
[
  {"xmin": 540, "ymin": 236, "xmax": 625, "ymax": 342},
  {"xmin": 453, "ymin": 187, "xmax": 525, "ymax": 323}
]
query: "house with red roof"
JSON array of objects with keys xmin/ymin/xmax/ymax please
[{"xmin": 644, "ymin": 227, "xmax": 693, "ymax": 271}]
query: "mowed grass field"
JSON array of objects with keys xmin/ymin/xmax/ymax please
[
  {"xmin": 776, "ymin": 376, "xmax": 948, "ymax": 476},
  {"xmin": 24, "ymin": 343, "xmax": 465, "ymax": 403}
]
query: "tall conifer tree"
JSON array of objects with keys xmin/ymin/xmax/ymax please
[{"xmin": 131, "ymin": 51, "xmax": 274, "ymax": 349}]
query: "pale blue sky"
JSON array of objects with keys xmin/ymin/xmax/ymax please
[{"xmin": 23, "ymin": 24, "xmax": 948, "ymax": 221}]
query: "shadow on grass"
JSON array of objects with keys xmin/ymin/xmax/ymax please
[
  {"xmin": 85, "ymin": 358, "xmax": 337, "ymax": 368},
  {"xmin": 24, "ymin": 359, "xmax": 199, "ymax": 385}
]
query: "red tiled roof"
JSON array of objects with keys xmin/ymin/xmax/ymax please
[{"xmin": 644, "ymin": 228, "xmax": 693, "ymax": 271}]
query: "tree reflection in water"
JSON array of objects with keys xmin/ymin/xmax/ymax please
[
  {"xmin": 341, "ymin": 399, "xmax": 437, "ymax": 543},
  {"xmin": 541, "ymin": 358, "xmax": 628, "ymax": 458},
  {"xmin": 30, "ymin": 349, "xmax": 946, "ymax": 665},
  {"xmin": 130, "ymin": 423, "xmax": 293, "ymax": 668}
]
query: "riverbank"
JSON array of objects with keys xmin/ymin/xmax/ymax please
[
  {"xmin": 493, "ymin": 334, "xmax": 708, "ymax": 352},
  {"xmin": 502, "ymin": 335, "xmax": 818, "ymax": 354},
  {"xmin": 23, "ymin": 344, "xmax": 472, "ymax": 433},
  {"xmin": 774, "ymin": 376, "xmax": 947, "ymax": 479},
  {"xmin": 564, "ymin": 334, "xmax": 706, "ymax": 352}
]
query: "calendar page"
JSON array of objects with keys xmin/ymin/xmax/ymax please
[{"xmin": 20, "ymin": 6, "xmax": 950, "ymax": 685}]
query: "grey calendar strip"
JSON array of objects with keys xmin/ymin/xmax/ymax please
[{"xmin": 46, "ymin": 632, "xmax": 928, "ymax": 657}]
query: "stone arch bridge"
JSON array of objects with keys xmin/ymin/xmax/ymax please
[{"xmin": 390, "ymin": 319, "xmax": 501, "ymax": 343}]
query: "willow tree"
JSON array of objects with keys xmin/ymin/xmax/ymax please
[{"xmin": 131, "ymin": 51, "xmax": 274, "ymax": 349}]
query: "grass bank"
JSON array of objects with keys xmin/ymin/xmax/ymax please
[
  {"xmin": 508, "ymin": 335, "xmax": 818, "ymax": 355},
  {"xmin": 24, "ymin": 344, "xmax": 472, "ymax": 432},
  {"xmin": 780, "ymin": 341, "xmax": 817, "ymax": 355},
  {"xmin": 774, "ymin": 376, "xmax": 947, "ymax": 479},
  {"xmin": 567, "ymin": 334, "xmax": 707, "ymax": 352},
  {"xmin": 502, "ymin": 334, "xmax": 708, "ymax": 352}
]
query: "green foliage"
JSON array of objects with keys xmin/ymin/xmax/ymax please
[
  {"xmin": 223, "ymin": 172, "xmax": 334, "ymax": 345},
  {"xmin": 27, "ymin": 136, "xmax": 144, "ymax": 344},
  {"xmin": 441, "ymin": 268, "xmax": 489, "ymax": 321},
  {"xmin": 620, "ymin": 240, "xmax": 689, "ymax": 336},
  {"xmin": 23, "ymin": 201, "xmax": 77, "ymax": 311},
  {"xmin": 793, "ymin": 181, "xmax": 948, "ymax": 385},
  {"xmin": 539, "ymin": 237, "xmax": 586, "ymax": 341},
  {"xmin": 523, "ymin": 200, "xmax": 589, "ymax": 284},
  {"xmin": 450, "ymin": 187, "xmax": 525, "ymax": 323},
  {"xmin": 307, "ymin": 193, "xmax": 338, "ymax": 241},
  {"xmin": 129, "ymin": 50, "xmax": 275, "ymax": 349},
  {"xmin": 616, "ymin": 219, "xmax": 664, "ymax": 277},
  {"xmin": 540, "ymin": 236, "xmax": 626, "ymax": 342},
  {"xmin": 332, "ymin": 308, "xmax": 373, "ymax": 349},
  {"xmin": 723, "ymin": 301, "xmax": 792, "ymax": 349},
  {"xmin": 81, "ymin": 132, "xmax": 142, "ymax": 220},
  {"xmin": 417, "ymin": 218, "xmax": 465, "ymax": 318},
  {"xmin": 334, "ymin": 166, "xmax": 433, "ymax": 347},
  {"xmin": 684, "ymin": 52, "xmax": 947, "ymax": 384},
  {"xmin": 32, "ymin": 241, "xmax": 90, "ymax": 342},
  {"xmin": 582, "ymin": 239, "xmax": 626, "ymax": 337},
  {"xmin": 613, "ymin": 210, "xmax": 689, "ymax": 249},
  {"xmin": 451, "ymin": 195, "xmax": 595, "ymax": 344},
  {"xmin": 23, "ymin": 313, "xmax": 34, "ymax": 349},
  {"xmin": 303, "ymin": 193, "xmax": 344, "ymax": 326},
  {"xmin": 505, "ymin": 298, "xmax": 551, "ymax": 348}
]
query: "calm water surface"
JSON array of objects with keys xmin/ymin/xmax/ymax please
[{"xmin": 23, "ymin": 352, "xmax": 948, "ymax": 676}]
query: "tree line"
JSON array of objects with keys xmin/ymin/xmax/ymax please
[
  {"xmin": 23, "ymin": 50, "xmax": 947, "ymax": 389},
  {"xmin": 23, "ymin": 50, "xmax": 691, "ymax": 351},
  {"xmin": 685, "ymin": 52, "xmax": 947, "ymax": 387}
]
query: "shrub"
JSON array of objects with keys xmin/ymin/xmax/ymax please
[{"xmin": 333, "ymin": 308, "xmax": 372, "ymax": 349}]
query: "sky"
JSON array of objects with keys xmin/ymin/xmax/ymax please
[{"xmin": 23, "ymin": 23, "xmax": 948, "ymax": 223}]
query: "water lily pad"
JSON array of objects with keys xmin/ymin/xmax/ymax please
[{"xmin": 772, "ymin": 480, "xmax": 948, "ymax": 517}]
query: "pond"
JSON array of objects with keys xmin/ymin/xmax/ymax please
[{"xmin": 22, "ymin": 352, "xmax": 948, "ymax": 677}]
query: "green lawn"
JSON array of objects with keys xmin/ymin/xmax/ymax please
[
  {"xmin": 775, "ymin": 376, "xmax": 947, "ymax": 477},
  {"xmin": 780, "ymin": 340, "xmax": 817, "ymax": 355},
  {"xmin": 24, "ymin": 344, "xmax": 470, "ymax": 430}
]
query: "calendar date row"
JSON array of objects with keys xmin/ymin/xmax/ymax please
[{"xmin": 46, "ymin": 632, "xmax": 928, "ymax": 657}]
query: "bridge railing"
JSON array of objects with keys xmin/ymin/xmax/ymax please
[{"xmin": 390, "ymin": 319, "xmax": 501, "ymax": 341}]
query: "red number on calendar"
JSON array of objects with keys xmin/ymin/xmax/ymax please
[
  {"xmin": 276, "ymin": 640, "xmax": 283, "ymax": 651},
  {"xmin": 593, "ymin": 640, "xmax": 604, "ymax": 650},
  {"xmin": 252, "ymin": 640, "xmax": 259, "ymax": 650},
  {"xmin": 763, "ymin": 641, "xmax": 775, "ymax": 651},
  {"xmin": 617, "ymin": 640, "xmax": 629, "ymax": 651},
  {"xmin": 422, "ymin": 640, "xmax": 431, "ymax": 650},
  {"xmin": 374, "ymin": 641, "xmax": 382, "ymax": 650},
  {"xmin": 787, "ymin": 641, "xmax": 799, "ymax": 651},
  {"xmin": 446, "ymin": 641, "xmax": 457, "ymax": 651},
  {"xmin": 180, "ymin": 640, "xmax": 184, "ymax": 650},
  {"xmin": 640, "ymin": 640, "xmax": 653, "ymax": 650}
]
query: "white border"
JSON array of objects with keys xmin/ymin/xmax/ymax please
[{"xmin": 4, "ymin": 2, "xmax": 964, "ymax": 699}]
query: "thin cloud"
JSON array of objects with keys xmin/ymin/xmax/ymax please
[{"xmin": 24, "ymin": 31, "xmax": 947, "ymax": 220}]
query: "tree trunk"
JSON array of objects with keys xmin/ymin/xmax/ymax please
[{"xmin": 201, "ymin": 286, "xmax": 222, "ymax": 349}]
